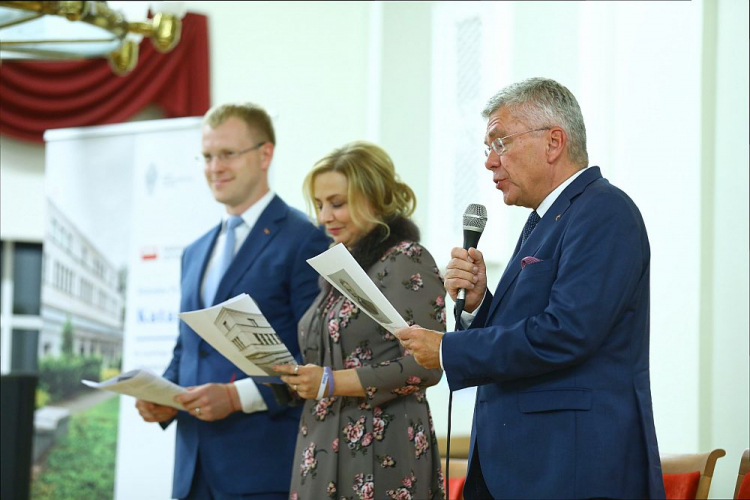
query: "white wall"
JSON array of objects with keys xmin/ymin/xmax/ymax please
[
  {"xmin": 191, "ymin": 1, "xmax": 373, "ymax": 214},
  {"xmin": 0, "ymin": 1, "xmax": 747, "ymax": 498},
  {"xmin": 0, "ymin": 136, "xmax": 46, "ymax": 242},
  {"xmin": 705, "ymin": 0, "xmax": 750, "ymax": 496}
]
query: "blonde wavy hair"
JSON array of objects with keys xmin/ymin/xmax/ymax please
[{"xmin": 303, "ymin": 141, "xmax": 416, "ymax": 239}]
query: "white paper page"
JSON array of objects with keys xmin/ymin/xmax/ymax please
[
  {"xmin": 82, "ymin": 369, "xmax": 187, "ymax": 410},
  {"xmin": 307, "ymin": 243, "xmax": 409, "ymax": 336},
  {"xmin": 178, "ymin": 294, "xmax": 295, "ymax": 383}
]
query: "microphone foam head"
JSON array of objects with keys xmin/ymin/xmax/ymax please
[{"xmin": 463, "ymin": 203, "xmax": 488, "ymax": 231}]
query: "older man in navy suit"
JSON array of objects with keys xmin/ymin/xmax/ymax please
[
  {"xmin": 401, "ymin": 78, "xmax": 665, "ymax": 499},
  {"xmin": 135, "ymin": 102, "xmax": 329, "ymax": 500}
]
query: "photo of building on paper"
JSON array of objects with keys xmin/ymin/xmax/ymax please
[
  {"xmin": 213, "ymin": 308, "xmax": 294, "ymax": 374},
  {"xmin": 327, "ymin": 269, "xmax": 391, "ymax": 324}
]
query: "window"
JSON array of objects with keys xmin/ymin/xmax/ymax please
[
  {"xmin": 80, "ymin": 278, "xmax": 93, "ymax": 303},
  {"xmin": 0, "ymin": 240, "xmax": 4, "ymax": 304},
  {"xmin": 12, "ymin": 243, "xmax": 42, "ymax": 315},
  {"xmin": 11, "ymin": 329, "xmax": 39, "ymax": 372}
]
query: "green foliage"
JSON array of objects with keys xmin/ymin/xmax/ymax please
[
  {"xmin": 36, "ymin": 388, "xmax": 51, "ymax": 409},
  {"xmin": 61, "ymin": 318, "xmax": 74, "ymax": 356},
  {"xmin": 38, "ymin": 355, "xmax": 102, "ymax": 403},
  {"xmin": 106, "ymin": 355, "xmax": 122, "ymax": 370},
  {"xmin": 100, "ymin": 367, "xmax": 121, "ymax": 382},
  {"xmin": 32, "ymin": 396, "xmax": 120, "ymax": 500}
]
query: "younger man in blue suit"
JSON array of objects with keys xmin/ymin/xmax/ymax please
[
  {"xmin": 136, "ymin": 103, "xmax": 329, "ymax": 499},
  {"xmin": 400, "ymin": 78, "xmax": 665, "ymax": 499}
]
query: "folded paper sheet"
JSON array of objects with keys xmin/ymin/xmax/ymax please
[
  {"xmin": 83, "ymin": 369, "xmax": 187, "ymax": 410},
  {"xmin": 307, "ymin": 243, "xmax": 408, "ymax": 336},
  {"xmin": 179, "ymin": 294, "xmax": 295, "ymax": 383}
]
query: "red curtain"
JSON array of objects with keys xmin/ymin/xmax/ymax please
[{"xmin": 0, "ymin": 12, "xmax": 210, "ymax": 143}]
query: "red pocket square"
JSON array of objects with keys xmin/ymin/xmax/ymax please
[{"xmin": 521, "ymin": 256, "xmax": 542, "ymax": 269}]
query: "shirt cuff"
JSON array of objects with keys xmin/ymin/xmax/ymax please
[
  {"xmin": 234, "ymin": 378, "xmax": 269, "ymax": 414},
  {"xmin": 459, "ymin": 290, "xmax": 487, "ymax": 328},
  {"xmin": 439, "ymin": 336, "xmax": 445, "ymax": 370},
  {"xmin": 444, "ymin": 291, "xmax": 488, "ymax": 370}
]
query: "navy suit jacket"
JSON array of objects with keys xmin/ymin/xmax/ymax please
[
  {"xmin": 443, "ymin": 168, "xmax": 665, "ymax": 499},
  {"xmin": 162, "ymin": 195, "xmax": 330, "ymax": 498}
]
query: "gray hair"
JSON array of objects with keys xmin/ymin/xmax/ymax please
[{"xmin": 482, "ymin": 78, "xmax": 588, "ymax": 167}]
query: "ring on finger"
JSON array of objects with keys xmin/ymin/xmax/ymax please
[
  {"xmin": 293, "ymin": 384, "xmax": 298, "ymax": 391},
  {"xmin": 294, "ymin": 365, "xmax": 299, "ymax": 374},
  {"xmin": 194, "ymin": 407, "xmax": 201, "ymax": 415}
]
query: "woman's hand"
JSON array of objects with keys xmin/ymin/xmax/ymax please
[{"xmin": 274, "ymin": 363, "xmax": 324, "ymax": 400}]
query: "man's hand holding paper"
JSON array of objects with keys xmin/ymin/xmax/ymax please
[
  {"xmin": 173, "ymin": 383, "xmax": 242, "ymax": 421},
  {"xmin": 397, "ymin": 324, "xmax": 444, "ymax": 370},
  {"xmin": 135, "ymin": 400, "xmax": 178, "ymax": 423}
]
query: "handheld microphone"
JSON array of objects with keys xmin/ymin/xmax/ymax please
[
  {"xmin": 455, "ymin": 203, "xmax": 488, "ymax": 319},
  {"xmin": 445, "ymin": 204, "xmax": 487, "ymax": 490}
]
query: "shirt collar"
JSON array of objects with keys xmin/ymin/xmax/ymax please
[
  {"xmin": 222, "ymin": 190, "xmax": 275, "ymax": 231},
  {"xmin": 536, "ymin": 167, "xmax": 588, "ymax": 218}
]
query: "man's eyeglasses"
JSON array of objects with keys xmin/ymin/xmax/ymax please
[
  {"xmin": 484, "ymin": 128, "xmax": 550, "ymax": 158},
  {"xmin": 200, "ymin": 141, "xmax": 267, "ymax": 164}
]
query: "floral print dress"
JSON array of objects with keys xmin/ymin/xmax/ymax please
[{"xmin": 291, "ymin": 241, "xmax": 447, "ymax": 500}]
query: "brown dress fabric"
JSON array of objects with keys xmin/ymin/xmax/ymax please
[{"xmin": 290, "ymin": 227, "xmax": 447, "ymax": 500}]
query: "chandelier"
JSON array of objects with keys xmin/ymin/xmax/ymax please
[{"xmin": 0, "ymin": 1, "xmax": 186, "ymax": 74}]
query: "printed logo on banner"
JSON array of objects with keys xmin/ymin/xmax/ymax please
[
  {"xmin": 146, "ymin": 163, "xmax": 158, "ymax": 195},
  {"xmin": 137, "ymin": 308, "xmax": 179, "ymax": 324}
]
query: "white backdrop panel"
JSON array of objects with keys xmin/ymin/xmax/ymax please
[{"xmin": 46, "ymin": 117, "xmax": 225, "ymax": 500}]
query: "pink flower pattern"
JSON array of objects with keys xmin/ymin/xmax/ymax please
[
  {"xmin": 323, "ymin": 292, "xmax": 360, "ymax": 343},
  {"xmin": 372, "ymin": 406, "xmax": 393, "ymax": 441},
  {"xmin": 365, "ymin": 386, "xmax": 378, "ymax": 401},
  {"xmin": 311, "ymin": 397, "xmax": 337, "ymax": 422},
  {"xmin": 402, "ymin": 273, "xmax": 424, "ymax": 291},
  {"xmin": 299, "ymin": 442, "xmax": 326, "ymax": 484},
  {"xmin": 430, "ymin": 295, "xmax": 446, "ymax": 326},
  {"xmin": 386, "ymin": 471, "xmax": 418, "ymax": 500},
  {"xmin": 353, "ymin": 473, "xmax": 375, "ymax": 500},
  {"xmin": 391, "ymin": 374, "xmax": 425, "ymax": 398},
  {"xmin": 381, "ymin": 242, "xmax": 423, "ymax": 263},
  {"xmin": 344, "ymin": 341, "xmax": 373, "ymax": 369},
  {"xmin": 408, "ymin": 420, "xmax": 429, "ymax": 459},
  {"xmin": 326, "ymin": 481, "xmax": 337, "ymax": 498},
  {"xmin": 378, "ymin": 454, "xmax": 396, "ymax": 468},
  {"xmin": 342, "ymin": 416, "xmax": 373, "ymax": 455}
]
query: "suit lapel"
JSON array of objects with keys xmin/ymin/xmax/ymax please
[
  {"xmin": 190, "ymin": 225, "xmax": 221, "ymax": 310},
  {"xmin": 485, "ymin": 167, "xmax": 603, "ymax": 320},
  {"xmin": 212, "ymin": 195, "xmax": 288, "ymax": 305}
]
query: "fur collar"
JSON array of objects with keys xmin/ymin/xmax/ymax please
[{"xmin": 349, "ymin": 216, "xmax": 420, "ymax": 272}]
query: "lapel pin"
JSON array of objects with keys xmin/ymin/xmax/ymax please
[
  {"xmin": 555, "ymin": 214, "xmax": 561, "ymax": 221},
  {"xmin": 263, "ymin": 228, "xmax": 271, "ymax": 235}
]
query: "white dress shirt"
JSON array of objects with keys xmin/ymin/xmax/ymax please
[
  {"xmin": 440, "ymin": 167, "xmax": 589, "ymax": 369},
  {"xmin": 201, "ymin": 190, "xmax": 275, "ymax": 413}
]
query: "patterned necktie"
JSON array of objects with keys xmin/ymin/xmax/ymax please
[
  {"xmin": 521, "ymin": 210, "xmax": 541, "ymax": 244},
  {"xmin": 202, "ymin": 215, "xmax": 244, "ymax": 307}
]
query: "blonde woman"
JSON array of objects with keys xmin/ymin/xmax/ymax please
[{"xmin": 275, "ymin": 141, "xmax": 446, "ymax": 499}]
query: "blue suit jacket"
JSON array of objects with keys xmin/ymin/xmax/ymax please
[
  {"xmin": 162, "ymin": 195, "xmax": 330, "ymax": 498},
  {"xmin": 443, "ymin": 168, "xmax": 665, "ymax": 499}
]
